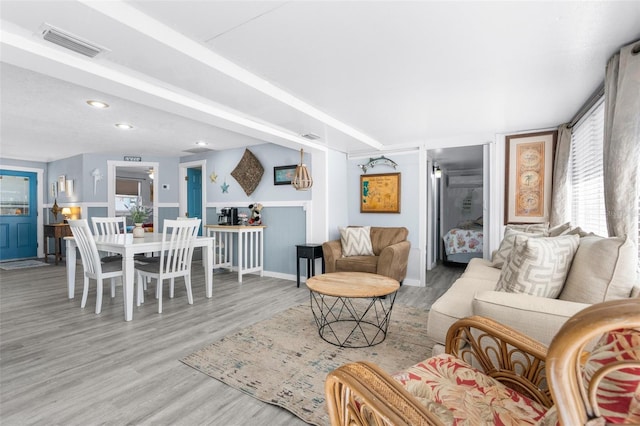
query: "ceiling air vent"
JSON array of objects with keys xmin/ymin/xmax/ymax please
[
  {"xmin": 301, "ymin": 133, "xmax": 321, "ymax": 140},
  {"xmin": 40, "ymin": 24, "xmax": 108, "ymax": 58}
]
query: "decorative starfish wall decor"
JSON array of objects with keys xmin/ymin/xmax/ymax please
[{"xmin": 221, "ymin": 180, "xmax": 229, "ymax": 193}]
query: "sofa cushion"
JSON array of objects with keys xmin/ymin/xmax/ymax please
[
  {"xmin": 339, "ymin": 226, "xmax": 374, "ymax": 257},
  {"xmin": 393, "ymin": 353, "xmax": 548, "ymax": 425},
  {"xmin": 492, "ymin": 228, "xmax": 544, "ymax": 269},
  {"xmin": 559, "ymin": 235, "xmax": 638, "ymax": 303},
  {"xmin": 335, "ymin": 255, "xmax": 378, "ymax": 274},
  {"xmin": 472, "ymin": 291, "xmax": 590, "ymax": 346},
  {"xmin": 496, "ymin": 235, "xmax": 580, "ymax": 298}
]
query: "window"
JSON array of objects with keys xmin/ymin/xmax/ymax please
[{"xmin": 569, "ymin": 99, "xmax": 607, "ymax": 236}]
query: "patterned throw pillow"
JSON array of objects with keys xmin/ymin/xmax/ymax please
[
  {"xmin": 583, "ymin": 329, "xmax": 640, "ymax": 423},
  {"xmin": 339, "ymin": 226, "xmax": 374, "ymax": 257},
  {"xmin": 496, "ymin": 235, "xmax": 580, "ymax": 298},
  {"xmin": 491, "ymin": 228, "xmax": 544, "ymax": 269},
  {"xmin": 505, "ymin": 223, "xmax": 549, "ymax": 234}
]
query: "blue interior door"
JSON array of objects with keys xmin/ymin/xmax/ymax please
[
  {"xmin": 0, "ymin": 170, "xmax": 38, "ymax": 261},
  {"xmin": 187, "ymin": 168, "xmax": 202, "ymax": 235}
]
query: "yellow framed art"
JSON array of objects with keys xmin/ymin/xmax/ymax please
[
  {"xmin": 504, "ymin": 131, "xmax": 557, "ymax": 224},
  {"xmin": 360, "ymin": 172, "xmax": 401, "ymax": 213}
]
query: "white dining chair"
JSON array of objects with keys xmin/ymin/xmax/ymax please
[
  {"xmin": 91, "ymin": 216, "xmax": 127, "ymax": 297},
  {"xmin": 135, "ymin": 218, "xmax": 201, "ymax": 313},
  {"xmin": 68, "ymin": 219, "xmax": 124, "ymax": 314}
]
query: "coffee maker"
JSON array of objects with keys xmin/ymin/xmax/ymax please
[{"xmin": 218, "ymin": 207, "xmax": 238, "ymax": 225}]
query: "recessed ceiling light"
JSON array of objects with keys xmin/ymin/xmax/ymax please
[
  {"xmin": 195, "ymin": 141, "xmax": 208, "ymax": 146},
  {"xmin": 115, "ymin": 123, "xmax": 133, "ymax": 130},
  {"xmin": 86, "ymin": 100, "xmax": 109, "ymax": 108}
]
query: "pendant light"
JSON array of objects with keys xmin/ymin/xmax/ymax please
[{"xmin": 292, "ymin": 148, "xmax": 313, "ymax": 191}]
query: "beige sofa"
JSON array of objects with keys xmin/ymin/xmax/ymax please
[
  {"xmin": 427, "ymin": 228, "xmax": 639, "ymax": 355},
  {"xmin": 322, "ymin": 226, "xmax": 410, "ymax": 283}
]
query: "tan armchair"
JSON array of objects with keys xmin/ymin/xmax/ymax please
[
  {"xmin": 322, "ymin": 227, "xmax": 410, "ymax": 283},
  {"xmin": 325, "ymin": 299, "xmax": 640, "ymax": 426}
]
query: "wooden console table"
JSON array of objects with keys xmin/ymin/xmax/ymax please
[
  {"xmin": 44, "ymin": 223, "xmax": 72, "ymax": 265},
  {"xmin": 204, "ymin": 225, "xmax": 266, "ymax": 282}
]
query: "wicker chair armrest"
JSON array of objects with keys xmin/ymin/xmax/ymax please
[
  {"xmin": 325, "ymin": 361, "xmax": 445, "ymax": 426},
  {"xmin": 445, "ymin": 315, "xmax": 552, "ymax": 408}
]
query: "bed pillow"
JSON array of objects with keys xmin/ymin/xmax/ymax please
[
  {"xmin": 496, "ymin": 234, "xmax": 580, "ymax": 298},
  {"xmin": 491, "ymin": 228, "xmax": 544, "ymax": 269},
  {"xmin": 339, "ymin": 226, "xmax": 374, "ymax": 257}
]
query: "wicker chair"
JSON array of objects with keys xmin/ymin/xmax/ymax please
[{"xmin": 325, "ymin": 299, "xmax": 640, "ymax": 426}]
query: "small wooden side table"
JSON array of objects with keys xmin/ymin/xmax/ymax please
[
  {"xmin": 44, "ymin": 223, "xmax": 72, "ymax": 265},
  {"xmin": 296, "ymin": 244, "xmax": 325, "ymax": 288}
]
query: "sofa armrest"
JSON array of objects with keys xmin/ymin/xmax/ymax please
[
  {"xmin": 377, "ymin": 240, "xmax": 411, "ymax": 282},
  {"xmin": 325, "ymin": 361, "xmax": 443, "ymax": 426},
  {"xmin": 322, "ymin": 240, "xmax": 342, "ymax": 273},
  {"xmin": 472, "ymin": 291, "xmax": 591, "ymax": 346}
]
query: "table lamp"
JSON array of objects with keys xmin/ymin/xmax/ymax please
[{"xmin": 61, "ymin": 207, "xmax": 71, "ymax": 223}]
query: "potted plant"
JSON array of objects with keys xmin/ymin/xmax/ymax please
[{"xmin": 129, "ymin": 205, "xmax": 150, "ymax": 237}]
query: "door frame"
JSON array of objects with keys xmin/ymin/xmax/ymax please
[
  {"xmin": 179, "ymin": 160, "xmax": 207, "ymax": 225},
  {"xmin": 0, "ymin": 164, "xmax": 44, "ymax": 259}
]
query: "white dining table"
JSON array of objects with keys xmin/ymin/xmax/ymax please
[{"xmin": 65, "ymin": 233, "xmax": 214, "ymax": 321}]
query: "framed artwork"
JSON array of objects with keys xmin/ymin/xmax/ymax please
[
  {"xmin": 57, "ymin": 175, "xmax": 66, "ymax": 193},
  {"xmin": 66, "ymin": 179, "xmax": 74, "ymax": 196},
  {"xmin": 360, "ymin": 172, "xmax": 401, "ymax": 213},
  {"xmin": 273, "ymin": 165, "xmax": 296, "ymax": 185},
  {"xmin": 504, "ymin": 130, "xmax": 557, "ymax": 224}
]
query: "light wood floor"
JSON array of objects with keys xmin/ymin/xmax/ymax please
[{"xmin": 0, "ymin": 261, "xmax": 460, "ymax": 425}]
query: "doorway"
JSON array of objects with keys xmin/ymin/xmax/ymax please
[
  {"xmin": 179, "ymin": 160, "xmax": 207, "ymax": 232},
  {"xmin": 107, "ymin": 161, "xmax": 158, "ymax": 232},
  {"xmin": 0, "ymin": 170, "xmax": 38, "ymax": 260},
  {"xmin": 427, "ymin": 145, "xmax": 487, "ymax": 269}
]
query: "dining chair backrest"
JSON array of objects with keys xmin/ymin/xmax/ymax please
[
  {"xmin": 159, "ymin": 219, "xmax": 201, "ymax": 278},
  {"xmin": 92, "ymin": 216, "xmax": 126, "ymax": 236},
  {"xmin": 68, "ymin": 219, "xmax": 103, "ymax": 276}
]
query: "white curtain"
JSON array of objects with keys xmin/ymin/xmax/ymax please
[
  {"xmin": 603, "ymin": 40, "xmax": 640, "ymax": 250},
  {"xmin": 550, "ymin": 123, "xmax": 571, "ymax": 226}
]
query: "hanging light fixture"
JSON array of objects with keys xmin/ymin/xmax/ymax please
[
  {"xmin": 292, "ymin": 148, "xmax": 313, "ymax": 191},
  {"xmin": 434, "ymin": 164, "xmax": 442, "ymax": 179}
]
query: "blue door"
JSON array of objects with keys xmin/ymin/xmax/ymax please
[
  {"xmin": 187, "ymin": 168, "xmax": 202, "ymax": 235},
  {"xmin": 0, "ymin": 170, "xmax": 38, "ymax": 260}
]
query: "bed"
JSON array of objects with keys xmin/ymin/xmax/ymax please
[{"xmin": 442, "ymin": 221, "xmax": 484, "ymax": 264}]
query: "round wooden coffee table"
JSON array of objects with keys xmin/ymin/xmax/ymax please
[{"xmin": 306, "ymin": 272, "xmax": 400, "ymax": 348}]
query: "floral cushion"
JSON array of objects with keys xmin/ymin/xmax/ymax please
[
  {"xmin": 393, "ymin": 353, "xmax": 549, "ymax": 425},
  {"xmin": 583, "ymin": 328, "xmax": 640, "ymax": 424}
]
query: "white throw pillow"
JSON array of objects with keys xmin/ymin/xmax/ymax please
[
  {"xmin": 491, "ymin": 228, "xmax": 544, "ymax": 269},
  {"xmin": 339, "ymin": 226, "xmax": 374, "ymax": 257},
  {"xmin": 496, "ymin": 234, "xmax": 580, "ymax": 298}
]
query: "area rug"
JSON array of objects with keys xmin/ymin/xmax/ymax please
[
  {"xmin": 181, "ymin": 303, "xmax": 434, "ymax": 425},
  {"xmin": 0, "ymin": 259, "xmax": 50, "ymax": 270}
]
